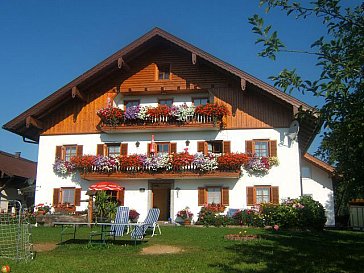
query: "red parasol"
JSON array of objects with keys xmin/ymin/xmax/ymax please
[{"xmin": 89, "ymin": 182, "xmax": 123, "ymax": 191}]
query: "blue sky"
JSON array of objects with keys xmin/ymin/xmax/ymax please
[{"xmin": 0, "ymin": 0, "xmax": 334, "ymax": 162}]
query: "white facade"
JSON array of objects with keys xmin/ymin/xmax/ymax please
[
  {"xmin": 301, "ymin": 159, "xmax": 335, "ymax": 226},
  {"xmin": 35, "ymin": 126, "xmax": 305, "ymax": 221}
]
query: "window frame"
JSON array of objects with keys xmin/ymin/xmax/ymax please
[
  {"xmin": 192, "ymin": 97, "xmax": 209, "ymax": 106},
  {"xmin": 255, "ymin": 186, "xmax": 271, "ymax": 204},
  {"xmin": 246, "ymin": 185, "xmax": 279, "ymax": 205},
  {"xmin": 207, "ymin": 140, "xmax": 223, "ymax": 154},
  {"xmin": 158, "ymin": 98, "xmax": 174, "ymax": 107},
  {"xmin": 206, "ymin": 186, "xmax": 222, "ymax": 205},
  {"xmin": 157, "ymin": 63, "xmax": 171, "ymax": 80},
  {"xmin": 107, "ymin": 144, "xmax": 121, "ymax": 158},
  {"xmin": 64, "ymin": 145, "xmax": 77, "ymax": 162},
  {"xmin": 254, "ymin": 140, "xmax": 269, "ymax": 157}
]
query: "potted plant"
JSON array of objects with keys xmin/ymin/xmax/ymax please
[{"xmin": 176, "ymin": 207, "xmax": 194, "ymax": 225}]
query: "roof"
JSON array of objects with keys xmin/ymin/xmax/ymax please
[
  {"xmin": 0, "ymin": 151, "xmax": 37, "ymax": 179},
  {"xmin": 303, "ymin": 153, "xmax": 335, "ymax": 174},
  {"xmin": 3, "ymin": 27, "xmax": 320, "ymax": 151}
]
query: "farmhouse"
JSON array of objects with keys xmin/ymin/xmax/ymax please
[{"xmin": 3, "ymin": 28, "xmax": 335, "ymax": 225}]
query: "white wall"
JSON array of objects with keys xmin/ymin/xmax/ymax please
[
  {"xmin": 301, "ymin": 160, "xmax": 335, "ymax": 226},
  {"xmin": 35, "ymin": 127, "xmax": 301, "ymax": 219}
]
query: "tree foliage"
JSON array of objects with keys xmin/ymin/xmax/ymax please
[{"xmin": 249, "ymin": 0, "xmax": 364, "ymax": 215}]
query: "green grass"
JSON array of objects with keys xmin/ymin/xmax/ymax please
[{"xmin": 1, "ymin": 226, "xmax": 364, "ymax": 273}]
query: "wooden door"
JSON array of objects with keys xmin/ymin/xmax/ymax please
[{"xmin": 152, "ymin": 186, "xmax": 171, "ymax": 221}]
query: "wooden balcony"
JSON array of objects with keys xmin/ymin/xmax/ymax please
[
  {"xmin": 80, "ymin": 165, "xmax": 240, "ymax": 181},
  {"xmin": 98, "ymin": 114, "xmax": 222, "ymax": 133}
]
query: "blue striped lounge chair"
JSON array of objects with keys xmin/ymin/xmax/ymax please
[
  {"xmin": 110, "ymin": 206, "xmax": 130, "ymax": 238},
  {"xmin": 130, "ymin": 208, "xmax": 161, "ymax": 240}
]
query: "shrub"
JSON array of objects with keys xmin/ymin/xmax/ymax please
[
  {"xmin": 296, "ymin": 196, "xmax": 327, "ymax": 231},
  {"xmin": 232, "ymin": 209, "xmax": 264, "ymax": 227}
]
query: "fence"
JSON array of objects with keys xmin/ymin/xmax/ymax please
[{"xmin": 0, "ymin": 200, "xmax": 33, "ymax": 261}]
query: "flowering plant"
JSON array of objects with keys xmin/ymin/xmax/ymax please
[
  {"xmin": 195, "ymin": 103, "xmax": 228, "ymax": 118},
  {"xmin": 92, "ymin": 155, "xmax": 118, "ymax": 172},
  {"xmin": 245, "ymin": 157, "xmax": 270, "ymax": 176},
  {"xmin": 53, "ymin": 159, "xmax": 74, "ymax": 176},
  {"xmin": 171, "ymin": 151, "xmax": 194, "ymax": 169},
  {"xmin": 124, "ymin": 105, "xmax": 141, "ymax": 120},
  {"xmin": 97, "ymin": 107, "xmax": 124, "ymax": 126},
  {"xmin": 142, "ymin": 153, "xmax": 171, "ymax": 171},
  {"xmin": 217, "ymin": 153, "xmax": 249, "ymax": 171},
  {"xmin": 193, "ymin": 152, "xmax": 218, "ymax": 172},
  {"xmin": 71, "ymin": 155, "xmax": 95, "ymax": 172},
  {"xmin": 119, "ymin": 154, "xmax": 143, "ymax": 169},
  {"xmin": 147, "ymin": 105, "xmax": 171, "ymax": 118},
  {"xmin": 203, "ymin": 203, "xmax": 226, "ymax": 213},
  {"xmin": 173, "ymin": 103, "xmax": 195, "ymax": 122},
  {"xmin": 129, "ymin": 209, "xmax": 140, "ymax": 221},
  {"xmin": 177, "ymin": 207, "xmax": 194, "ymax": 220}
]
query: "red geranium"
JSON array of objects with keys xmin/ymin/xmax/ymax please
[
  {"xmin": 71, "ymin": 155, "xmax": 96, "ymax": 171},
  {"xmin": 171, "ymin": 152, "xmax": 194, "ymax": 169},
  {"xmin": 194, "ymin": 103, "xmax": 228, "ymax": 118},
  {"xmin": 97, "ymin": 107, "xmax": 124, "ymax": 126},
  {"xmin": 217, "ymin": 153, "xmax": 249, "ymax": 171},
  {"xmin": 147, "ymin": 105, "xmax": 171, "ymax": 118},
  {"xmin": 119, "ymin": 154, "xmax": 143, "ymax": 169}
]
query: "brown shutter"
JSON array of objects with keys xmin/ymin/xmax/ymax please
[
  {"xmin": 197, "ymin": 141, "xmax": 205, "ymax": 153},
  {"xmin": 53, "ymin": 188, "xmax": 60, "ymax": 206},
  {"xmin": 198, "ymin": 187, "xmax": 206, "ymax": 206},
  {"xmin": 246, "ymin": 186, "xmax": 255, "ymax": 205},
  {"xmin": 170, "ymin": 142, "xmax": 177, "ymax": 154},
  {"xmin": 223, "ymin": 141, "xmax": 231, "ymax": 154},
  {"xmin": 117, "ymin": 189, "xmax": 125, "ymax": 206},
  {"xmin": 120, "ymin": 143, "xmax": 128, "ymax": 156},
  {"xmin": 55, "ymin": 146, "xmax": 62, "ymax": 160},
  {"xmin": 269, "ymin": 140, "xmax": 277, "ymax": 157},
  {"xmin": 75, "ymin": 188, "xmax": 81, "ymax": 206},
  {"xmin": 97, "ymin": 144, "xmax": 105, "ymax": 156},
  {"xmin": 76, "ymin": 145, "xmax": 83, "ymax": 157},
  {"xmin": 271, "ymin": 186, "xmax": 279, "ymax": 204},
  {"xmin": 245, "ymin": 140, "xmax": 253, "ymax": 155},
  {"xmin": 221, "ymin": 187, "xmax": 229, "ymax": 206}
]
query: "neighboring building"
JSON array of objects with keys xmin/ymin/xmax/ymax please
[
  {"xmin": 3, "ymin": 28, "xmax": 334, "ymax": 225},
  {"xmin": 0, "ymin": 151, "xmax": 37, "ymax": 211},
  {"xmin": 301, "ymin": 153, "xmax": 335, "ymax": 226}
]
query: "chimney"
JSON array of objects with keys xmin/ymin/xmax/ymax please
[{"xmin": 14, "ymin": 152, "xmax": 21, "ymax": 158}]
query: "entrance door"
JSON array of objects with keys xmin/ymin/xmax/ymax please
[{"xmin": 151, "ymin": 182, "xmax": 172, "ymax": 221}]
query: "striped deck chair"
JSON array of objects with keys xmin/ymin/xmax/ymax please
[
  {"xmin": 110, "ymin": 206, "xmax": 129, "ymax": 238},
  {"xmin": 130, "ymin": 208, "xmax": 161, "ymax": 240}
]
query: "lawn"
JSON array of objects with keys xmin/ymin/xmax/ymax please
[{"xmin": 1, "ymin": 225, "xmax": 364, "ymax": 273}]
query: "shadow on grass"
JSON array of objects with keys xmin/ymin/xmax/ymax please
[
  {"xmin": 211, "ymin": 230, "xmax": 364, "ymax": 273},
  {"xmin": 58, "ymin": 238, "xmax": 148, "ymax": 246}
]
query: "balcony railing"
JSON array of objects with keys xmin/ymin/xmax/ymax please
[
  {"xmin": 80, "ymin": 163, "xmax": 240, "ymax": 180},
  {"xmin": 98, "ymin": 114, "xmax": 222, "ymax": 133}
]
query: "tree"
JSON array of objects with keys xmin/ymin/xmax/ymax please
[{"xmin": 249, "ymin": 0, "xmax": 364, "ymax": 215}]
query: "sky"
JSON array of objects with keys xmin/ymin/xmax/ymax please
[{"xmin": 0, "ymin": 0, "xmax": 337, "ymax": 162}]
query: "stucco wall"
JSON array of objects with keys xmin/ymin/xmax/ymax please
[{"xmin": 35, "ymin": 127, "xmax": 302, "ymax": 220}]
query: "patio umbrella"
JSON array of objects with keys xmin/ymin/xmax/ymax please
[{"xmin": 88, "ymin": 181, "xmax": 123, "ymax": 191}]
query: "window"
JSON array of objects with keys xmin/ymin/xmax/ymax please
[
  {"xmin": 198, "ymin": 187, "xmax": 229, "ymax": 206},
  {"xmin": 302, "ymin": 166, "xmax": 312, "ymax": 178},
  {"xmin": 197, "ymin": 141, "xmax": 230, "ymax": 155},
  {"xmin": 108, "ymin": 145, "xmax": 121, "ymax": 158},
  {"xmin": 148, "ymin": 142, "xmax": 177, "ymax": 155},
  {"xmin": 193, "ymin": 97, "xmax": 209, "ymax": 106},
  {"xmin": 157, "ymin": 143, "xmax": 170, "ymax": 154},
  {"xmin": 55, "ymin": 145, "xmax": 83, "ymax": 161},
  {"xmin": 246, "ymin": 186, "xmax": 279, "ymax": 205},
  {"xmin": 245, "ymin": 140, "xmax": 277, "ymax": 157},
  {"xmin": 254, "ymin": 141, "xmax": 269, "ymax": 157},
  {"xmin": 157, "ymin": 64, "xmax": 171, "ymax": 80},
  {"xmin": 158, "ymin": 99, "xmax": 173, "ymax": 107},
  {"xmin": 207, "ymin": 187, "xmax": 221, "ymax": 204},
  {"xmin": 53, "ymin": 187, "xmax": 81, "ymax": 206},
  {"xmin": 64, "ymin": 146, "xmax": 77, "ymax": 162},
  {"xmin": 124, "ymin": 100, "xmax": 140, "ymax": 109},
  {"xmin": 207, "ymin": 141, "xmax": 223, "ymax": 154}
]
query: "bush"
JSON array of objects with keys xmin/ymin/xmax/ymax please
[
  {"xmin": 296, "ymin": 196, "xmax": 327, "ymax": 231},
  {"xmin": 232, "ymin": 209, "xmax": 264, "ymax": 227},
  {"xmin": 196, "ymin": 205, "xmax": 229, "ymax": 227}
]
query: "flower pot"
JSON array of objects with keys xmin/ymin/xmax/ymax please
[{"xmin": 183, "ymin": 219, "xmax": 191, "ymax": 225}]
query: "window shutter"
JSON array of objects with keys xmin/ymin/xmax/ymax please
[
  {"xmin": 221, "ymin": 187, "xmax": 229, "ymax": 206},
  {"xmin": 117, "ymin": 189, "xmax": 125, "ymax": 206},
  {"xmin": 269, "ymin": 140, "xmax": 277, "ymax": 157},
  {"xmin": 76, "ymin": 145, "xmax": 83, "ymax": 157},
  {"xmin": 97, "ymin": 144, "xmax": 105, "ymax": 156},
  {"xmin": 198, "ymin": 187, "xmax": 206, "ymax": 206},
  {"xmin": 271, "ymin": 186, "xmax": 279, "ymax": 204},
  {"xmin": 170, "ymin": 143, "xmax": 177, "ymax": 154},
  {"xmin": 120, "ymin": 143, "xmax": 128, "ymax": 156},
  {"xmin": 197, "ymin": 141, "xmax": 205, "ymax": 153},
  {"xmin": 246, "ymin": 186, "xmax": 255, "ymax": 205},
  {"xmin": 55, "ymin": 146, "xmax": 62, "ymax": 160},
  {"xmin": 245, "ymin": 140, "xmax": 253, "ymax": 155},
  {"xmin": 53, "ymin": 188, "xmax": 60, "ymax": 206},
  {"xmin": 75, "ymin": 188, "xmax": 81, "ymax": 206},
  {"xmin": 223, "ymin": 141, "xmax": 231, "ymax": 154}
]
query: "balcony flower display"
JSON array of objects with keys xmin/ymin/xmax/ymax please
[
  {"xmin": 92, "ymin": 155, "xmax": 118, "ymax": 173},
  {"xmin": 124, "ymin": 105, "xmax": 141, "ymax": 121},
  {"xmin": 97, "ymin": 107, "xmax": 124, "ymax": 126},
  {"xmin": 53, "ymin": 159, "xmax": 74, "ymax": 176},
  {"xmin": 142, "ymin": 153, "xmax": 172, "ymax": 171},
  {"xmin": 246, "ymin": 157, "xmax": 271, "ymax": 176},
  {"xmin": 119, "ymin": 154, "xmax": 143, "ymax": 170},
  {"xmin": 193, "ymin": 152, "xmax": 218, "ymax": 172},
  {"xmin": 147, "ymin": 105, "xmax": 171, "ymax": 118},
  {"xmin": 70, "ymin": 155, "xmax": 95, "ymax": 172},
  {"xmin": 217, "ymin": 153, "xmax": 249, "ymax": 171},
  {"xmin": 194, "ymin": 103, "xmax": 229, "ymax": 119},
  {"xmin": 173, "ymin": 103, "xmax": 195, "ymax": 122},
  {"xmin": 171, "ymin": 151, "xmax": 194, "ymax": 170}
]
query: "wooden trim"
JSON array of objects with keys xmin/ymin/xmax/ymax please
[
  {"xmin": 222, "ymin": 187, "xmax": 229, "ymax": 206},
  {"xmin": 117, "ymin": 190, "xmax": 124, "ymax": 206},
  {"xmin": 76, "ymin": 145, "xmax": 83, "ymax": 157},
  {"xmin": 75, "ymin": 188, "xmax": 81, "ymax": 206},
  {"xmin": 120, "ymin": 143, "xmax": 128, "ymax": 156},
  {"xmin": 223, "ymin": 141, "xmax": 231, "ymax": 154},
  {"xmin": 170, "ymin": 142, "xmax": 177, "ymax": 154},
  {"xmin": 55, "ymin": 146, "xmax": 62, "ymax": 160},
  {"xmin": 25, "ymin": 116, "xmax": 43, "ymax": 129},
  {"xmin": 271, "ymin": 186, "xmax": 279, "ymax": 204},
  {"xmin": 53, "ymin": 188, "xmax": 60, "ymax": 206},
  {"xmin": 97, "ymin": 144, "xmax": 106, "ymax": 156},
  {"xmin": 269, "ymin": 140, "xmax": 277, "ymax": 157},
  {"xmin": 71, "ymin": 86, "xmax": 86, "ymax": 102},
  {"xmin": 198, "ymin": 187, "xmax": 206, "ymax": 206},
  {"xmin": 246, "ymin": 186, "xmax": 254, "ymax": 205}
]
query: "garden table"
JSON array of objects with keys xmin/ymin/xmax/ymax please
[{"xmin": 53, "ymin": 222, "xmax": 95, "ymax": 243}]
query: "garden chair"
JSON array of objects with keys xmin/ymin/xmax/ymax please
[
  {"xmin": 130, "ymin": 208, "xmax": 161, "ymax": 240},
  {"xmin": 110, "ymin": 206, "xmax": 130, "ymax": 238}
]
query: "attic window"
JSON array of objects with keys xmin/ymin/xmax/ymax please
[{"xmin": 157, "ymin": 64, "xmax": 171, "ymax": 80}]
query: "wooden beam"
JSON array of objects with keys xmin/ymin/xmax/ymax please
[
  {"xmin": 26, "ymin": 116, "xmax": 43, "ymax": 130},
  {"xmin": 192, "ymin": 53, "xmax": 197, "ymax": 65},
  {"xmin": 117, "ymin": 57, "xmax": 130, "ymax": 70},
  {"xmin": 241, "ymin": 78, "xmax": 246, "ymax": 91},
  {"xmin": 71, "ymin": 86, "xmax": 86, "ymax": 102}
]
